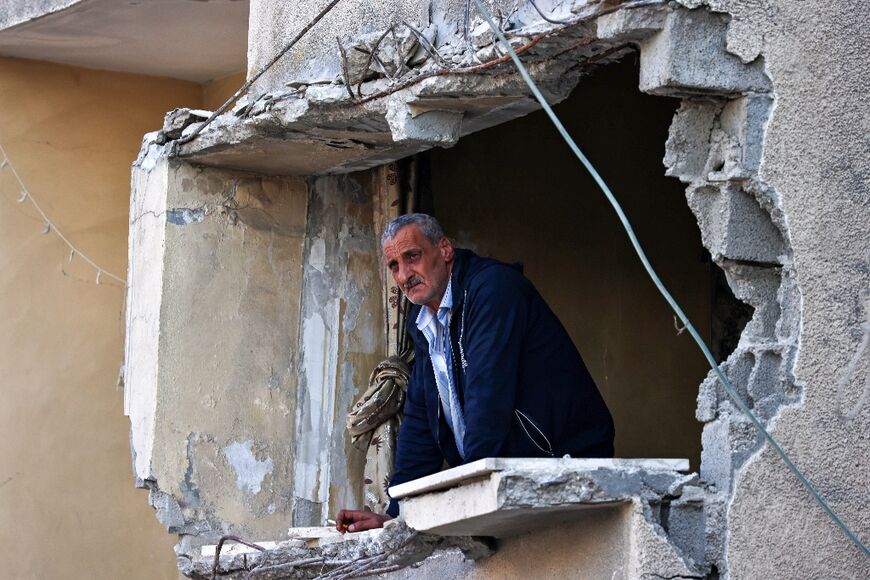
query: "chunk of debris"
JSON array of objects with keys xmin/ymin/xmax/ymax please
[{"xmin": 156, "ymin": 108, "xmax": 212, "ymax": 144}]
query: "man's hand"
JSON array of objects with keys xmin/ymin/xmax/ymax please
[{"xmin": 335, "ymin": 508, "xmax": 392, "ymax": 533}]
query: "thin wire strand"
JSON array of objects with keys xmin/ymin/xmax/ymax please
[
  {"xmin": 0, "ymin": 143, "xmax": 125, "ymax": 285},
  {"xmin": 528, "ymin": 0, "xmax": 573, "ymax": 24},
  {"xmin": 471, "ymin": 0, "xmax": 870, "ymax": 559}
]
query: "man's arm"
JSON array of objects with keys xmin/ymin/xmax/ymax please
[
  {"xmin": 459, "ymin": 266, "xmax": 529, "ymax": 462},
  {"xmin": 335, "ymin": 508, "xmax": 391, "ymax": 533}
]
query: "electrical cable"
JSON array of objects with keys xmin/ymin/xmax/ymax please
[
  {"xmin": 0, "ymin": 143, "xmax": 125, "ymax": 285},
  {"xmin": 471, "ymin": 0, "xmax": 870, "ymax": 559}
]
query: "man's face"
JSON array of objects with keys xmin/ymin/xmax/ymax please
[{"xmin": 383, "ymin": 224, "xmax": 454, "ymax": 311}]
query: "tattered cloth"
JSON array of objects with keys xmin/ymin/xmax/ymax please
[{"xmin": 347, "ymin": 355, "xmax": 412, "ymax": 512}]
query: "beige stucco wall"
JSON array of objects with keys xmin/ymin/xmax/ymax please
[
  {"xmin": 0, "ymin": 57, "xmax": 210, "ymax": 579},
  {"xmin": 202, "ymin": 71, "xmax": 246, "ymax": 111}
]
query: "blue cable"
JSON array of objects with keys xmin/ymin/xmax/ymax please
[{"xmin": 472, "ymin": 0, "xmax": 869, "ymax": 559}]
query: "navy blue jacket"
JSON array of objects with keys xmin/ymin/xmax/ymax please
[{"xmin": 386, "ymin": 249, "xmax": 614, "ymax": 516}]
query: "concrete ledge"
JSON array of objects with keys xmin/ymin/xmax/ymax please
[
  {"xmin": 393, "ymin": 457, "xmax": 693, "ymax": 537},
  {"xmin": 389, "ymin": 457, "xmax": 689, "ymax": 499}
]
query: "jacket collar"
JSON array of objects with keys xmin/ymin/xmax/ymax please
[
  {"xmin": 404, "ymin": 248, "xmax": 508, "ymax": 335},
  {"xmin": 446, "ymin": 248, "xmax": 476, "ymax": 310}
]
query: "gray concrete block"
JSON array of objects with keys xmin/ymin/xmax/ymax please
[
  {"xmin": 720, "ymin": 262, "xmax": 783, "ymax": 341},
  {"xmin": 663, "ymin": 493, "xmax": 706, "ymax": 571},
  {"xmin": 714, "ymin": 94, "xmax": 772, "ymax": 179},
  {"xmin": 664, "ymin": 99, "xmax": 723, "ymax": 183},
  {"xmin": 686, "ymin": 183, "xmax": 786, "ymax": 264},
  {"xmin": 638, "ymin": 8, "xmax": 771, "ymax": 97},
  {"xmin": 595, "ymin": 5, "xmax": 668, "ymax": 43},
  {"xmin": 385, "ymin": 98, "xmax": 464, "ymax": 146}
]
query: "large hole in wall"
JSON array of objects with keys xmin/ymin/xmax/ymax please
[{"xmin": 410, "ymin": 58, "xmax": 747, "ymax": 469}]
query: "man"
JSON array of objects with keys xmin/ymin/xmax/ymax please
[{"xmin": 336, "ymin": 214, "xmax": 614, "ymax": 532}]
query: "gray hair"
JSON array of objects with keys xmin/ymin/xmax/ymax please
[{"xmin": 381, "ymin": 213, "xmax": 445, "ymax": 247}]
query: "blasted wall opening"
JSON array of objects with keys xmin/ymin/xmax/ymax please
[{"xmin": 403, "ymin": 56, "xmax": 734, "ymax": 469}]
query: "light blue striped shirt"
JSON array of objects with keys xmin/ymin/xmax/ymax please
[{"xmin": 416, "ymin": 280, "xmax": 466, "ymax": 459}]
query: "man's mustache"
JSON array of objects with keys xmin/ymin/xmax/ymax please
[{"xmin": 404, "ymin": 276, "xmax": 423, "ymax": 291}]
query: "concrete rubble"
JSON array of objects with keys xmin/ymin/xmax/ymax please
[{"xmin": 184, "ymin": 520, "xmax": 492, "ymax": 579}]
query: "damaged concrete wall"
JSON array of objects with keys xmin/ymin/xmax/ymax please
[
  {"xmin": 126, "ymin": 154, "xmax": 385, "ymax": 562},
  {"xmin": 247, "ymin": 0, "xmax": 526, "ymax": 89},
  {"xmin": 675, "ymin": 0, "xmax": 870, "ymax": 576},
  {"xmin": 127, "ymin": 158, "xmax": 309, "ymax": 560},
  {"xmin": 292, "ymin": 174, "xmax": 385, "ymax": 525}
]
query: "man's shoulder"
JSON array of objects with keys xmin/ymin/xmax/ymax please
[{"xmin": 455, "ymin": 248, "xmax": 527, "ymax": 292}]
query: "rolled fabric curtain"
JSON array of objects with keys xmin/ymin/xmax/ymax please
[
  {"xmin": 347, "ymin": 356, "xmax": 411, "ymax": 447},
  {"xmin": 346, "ymin": 355, "xmax": 411, "ymax": 512}
]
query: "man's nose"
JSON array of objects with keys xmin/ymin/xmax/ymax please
[{"xmin": 396, "ymin": 262, "xmax": 413, "ymax": 287}]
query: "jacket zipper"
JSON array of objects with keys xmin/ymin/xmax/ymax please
[
  {"xmin": 436, "ymin": 396, "xmax": 441, "ymax": 451},
  {"xmin": 515, "ymin": 409, "xmax": 554, "ymax": 457},
  {"xmin": 458, "ymin": 291, "xmax": 468, "ymax": 371}
]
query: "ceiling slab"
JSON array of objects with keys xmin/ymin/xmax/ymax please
[{"xmin": 0, "ymin": 0, "xmax": 248, "ymax": 82}]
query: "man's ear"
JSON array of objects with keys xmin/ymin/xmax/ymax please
[{"xmin": 440, "ymin": 237, "xmax": 455, "ymax": 263}]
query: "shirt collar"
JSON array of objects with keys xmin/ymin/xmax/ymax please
[{"xmin": 416, "ymin": 279, "xmax": 453, "ymax": 330}]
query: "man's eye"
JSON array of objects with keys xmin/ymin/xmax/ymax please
[{"xmin": 408, "ymin": 252, "xmax": 420, "ymax": 262}]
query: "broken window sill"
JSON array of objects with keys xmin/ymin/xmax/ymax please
[
  {"xmin": 389, "ymin": 457, "xmax": 692, "ymax": 537},
  {"xmin": 193, "ymin": 458, "xmax": 701, "ymax": 578}
]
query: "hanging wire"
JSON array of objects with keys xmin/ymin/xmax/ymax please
[
  {"xmin": 528, "ymin": 0, "xmax": 573, "ymax": 24},
  {"xmin": 0, "ymin": 143, "xmax": 125, "ymax": 285},
  {"xmin": 470, "ymin": 0, "xmax": 870, "ymax": 559}
]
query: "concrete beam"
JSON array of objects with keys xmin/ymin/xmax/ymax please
[
  {"xmin": 0, "ymin": 0, "xmax": 247, "ymax": 82},
  {"xmin": 170, "ymin": 1, "xmax": 655, "ymax": 175},
  {"xmin": 686, "ymin": 183, "xmax": 786, "ymax": 264}
]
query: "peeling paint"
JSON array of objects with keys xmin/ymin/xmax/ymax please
[
  {"xmin": 295, "ymin": 303, "xmax": 339, "ymax": 514},
  {"xmin": 181, "ymin": 433, "xmax": 201, "ymax": 508},
  {"xmin": 291, "ymin": 175, "xmax": 383, "ymax": 525},
  {"xmin": 223, "ymin": 440, "xmax": 273, "ymax": 494},
  {"xmin": 308, "ymin": 237, "xmax": 326, "ymax": 273},
  {"xmin": 167, "ymin": 207, "xmax": 205, "ymax": 225}
]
